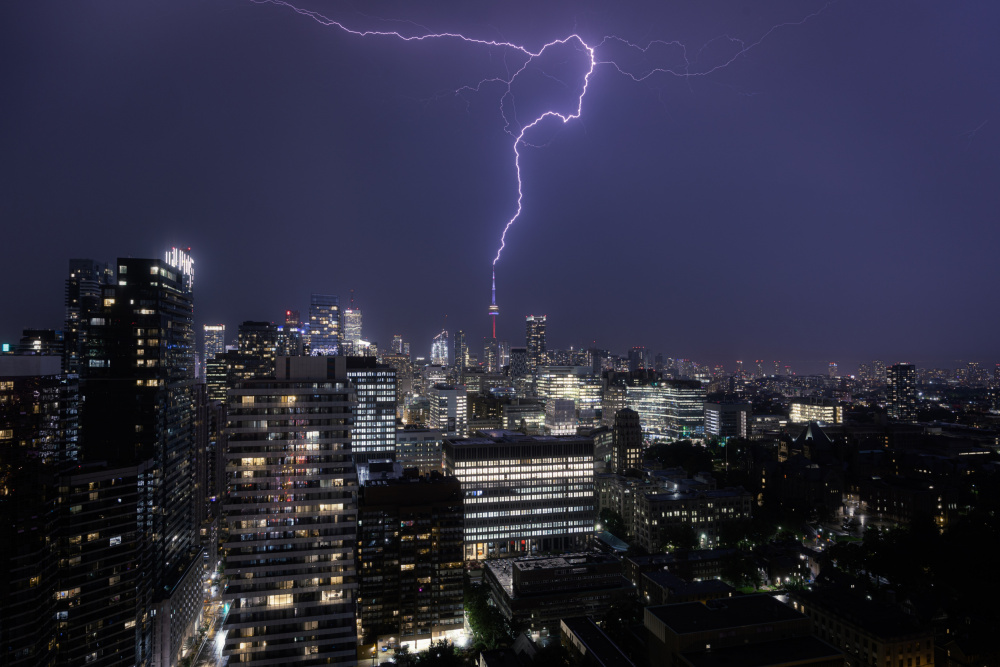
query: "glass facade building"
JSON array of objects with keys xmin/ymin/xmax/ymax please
[{"xmin": 308, "ymin": 294, "xmax": 341, "ymax": 355}]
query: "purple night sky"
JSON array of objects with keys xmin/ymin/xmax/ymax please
[{"xmin": 1, "ymin": 0, "xmax": 998, "ymax": 372}]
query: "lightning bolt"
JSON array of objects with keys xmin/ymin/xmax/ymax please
[{"xmin": 251, "ymin": 0, "xmax": 830, "ymax": 271}]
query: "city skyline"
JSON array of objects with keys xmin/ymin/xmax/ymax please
[{"xmin": 2, "ymin": 1, "xmax": 999, "ymax": 366}]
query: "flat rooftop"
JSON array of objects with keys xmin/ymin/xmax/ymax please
[
  {"xmin": 455, "ymin": 430, "xmax": 588, "ymax": 445},
  {"xmin": 791, "ymin": 587, "xmax": 928, "ymax": 639},
  {"xmin": 561, "ymin": 617, "xmax": 636, "ymax": 667},
  {"xmin": 679, "ymin": 636, "xmax": 843, "ymax": 667},
  {"xmin": 647, "ymin": 595, "xmax": 803, "ymax": 635}
]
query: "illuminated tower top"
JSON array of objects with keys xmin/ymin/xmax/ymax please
[{"xmin": 488, "ymin": 270, "xmax": 499, "ymax": 339}]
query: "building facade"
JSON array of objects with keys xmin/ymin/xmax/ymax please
[
  {"xmin": 222, "ymin": 356, "xmax": 359, "ymax": 666},
  {"xmin": 789, "ymin": 398, "xmax": 843, "ymax": 425},
  {"xmin": 887, "ymin": 363, "xmax": 917, "ymax": 422},
  {"xmin": 429, "ymin": 384, "xmax": 468, "ymax": 438},
  {"xmin": 357, "ymin": 475, "xmax": 464, "ymax": 653},
  {"xmin": 443, "ymin": 431, "xmax": 595, "ymax": 559},
  {"xmin": 308, "ymin": 293, "xmax": 341, "ymax": 355},
  {"xmin": 525, "ymin": 315, "xmax": 546, "ymax": 373}
]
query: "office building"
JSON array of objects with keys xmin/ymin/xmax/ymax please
[
  {"xmin": 395, "ymin": 427, "xmax": 445, "ymax": 474},
  {"xmin": 308, "ymin": 293, "xmax": 341, "ymax": 355},
  {"xmin": 483, "ymin": 336, "xmax": 499, "ymax": 373},
  {"xmin": 502, "ymin": 400, "xmax": 545, "ymax": 435},
  {"xmin": 203, "ymin": 324, "xmax": 225, "ymax": 362},
  {"xmin": 341, "ymin": 306, "xmax": 363, "ymax": 352},
  {"xmin": 789, "ymin": 398, "xmax": 843, "ymax": 424},
  {"xmin": 665, "ymin": 380, "xmax": 706, "ymax": 440},
  {"xmin": 887, "ymin": 363, "xmax": 917, "ymax": 422},
  {"xmin": 431, "ymin": 330, "xmax": 449, "ymax": 366},
  {"xmin": 429, "ymin": 383, "xmax": 468, "ymax": 437},
  {"xmin": 454, "ymin": 330, "xmax": 468, "ymax": 369},
  {"xmin": 626, "ymin": 378, "xmax": 704, "ymax": 441},
  {"xmin": 703, "ymin": 400, "xmax": 751, "ymax": 438},
  {"xmin": 628, "ymin": 346, "xmax": 649, "ymax": 372},
  {"xmin": 509, "ymin": 347, "xmax": 528, "ymax": 378},
  {"xmin": 346, "ymin": 357, "xmax": 398, "ymax": 462},
  {"xmin": 828, "ymin": 362, "xmax": 838, "ymax": 378},
  {"xmin": 357, "ymin": 473, "xmax": 464, "ymax": 652},
  {"xmin": 223, "ymin": 357, "xmax": 359, "ymax": 666},
  {"xmin": 444, "ymin": 431, "xmax": 595, "ymax": 559},
  {"xmin": 525, "ymin": 315, "xmax": 546, "ymax": 373},
  {"xmin": 484, "ymin": 553, "xmax": 634, "ymax": 641},
  {"xmin": 381, "ymin": 352, "xmax": 413, "ymax": 408},
  {"xmin": 873, "ymin": 359, "xmax": 887, "ymax": 384},
  {"xmin": 545, "ymin": 398, "xmax": 577, "ymax": 435},
  {"xmin": 612, "ymin": 407, "xmax": 643, "ymax": 473},
  {"xmin": 536, "ymin": 366, "xmax": 601, "ymax": 414}
]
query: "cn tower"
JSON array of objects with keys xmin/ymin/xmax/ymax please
[{"xmin": 488, "ymin": 270, "xmax": 499, "ymax": 339}]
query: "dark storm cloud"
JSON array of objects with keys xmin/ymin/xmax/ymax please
[{"xmin": 1, "ymin": 1, "xmax": 998, "ymax": 372}]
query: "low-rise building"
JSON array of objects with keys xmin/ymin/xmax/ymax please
[
  {"xmin": 484, "ymin": 553, "xmax": 635, "ymax": 641},
  {"xmin": 633, "ymin": 488, "xmax": 753, "ymax": 552},
  {"xmin": 640, "ymin": 570, "xmax": 734, "ymax": 606},
  {"xmin": 645, "ymin": 594, "xmax": 844, "ymax": 667},
  {"xmin": 789, "ymin": 586, "xmax": 934, "ymax": 667}
]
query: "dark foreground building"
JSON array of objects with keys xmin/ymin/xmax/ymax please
[
  {"xmin": 357, "ymin": 473, "xmax": 464, "ymax": 652},
  {"xmin": 484, "ymin": 553, "xmax": 635, "ymax": 641}
]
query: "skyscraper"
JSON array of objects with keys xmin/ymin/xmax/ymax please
[
  {"xmin": 887, "ymin": 363, "xmax": 917, "ymax": 423},
  {"xmin": 454, "ymin": 330, "xmax": 468, "ymax": 370},
  {"xmin": 79, "ymin": 251, "xmax": 201, "ymax": 664},
  {"xmin": 63, "ymin": 258, "xmax": 114, "ymax": 374},
  {"xmin": 483, "ymin": 336, "xmax": 499, "ymax": 373},
  {"xmin": 612, "ymin": 407, "xmax": 643, "ymax": 473},
  {"xmin": 223, "ymin": 357, "xmax": 358, "ymax": 666},
  {"xmin": 237, "ymin": 320, "xmax": 279, "ymax": 377},
  {"xmin": 346, "ymin": 356, "xmax": 398, "ymax": 463},
  {"xmin": 873, "ymin": 359, "xmax": 887, "ymax": 385},
  {"xmin": 429, "ymin": 383, "xmax": 467, "ymax": 437},
  {"xmin": 509, "ymin": 347, "xmax": 528, "ymax": 378},
  {"xmin": 342, "ymin": 306, "xmax": 363, "ymax": 352},
  {"xmin": 203, "ymin": 324, "xmax": 225, "ymax": 360},
  {"xmin": 525, "ymin": 315, "xmax": 546, "ymax": 373},
  {"xmin": 431, "ymin": 330, "xmax": 449, "ymax": 366},
  {"xmin": 203, "ymin": 324, "xmax": 226, "ymax": 379},
  {"xmin": 308, "ymin": 293, "xmax": 340, "ymax": 355}
]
